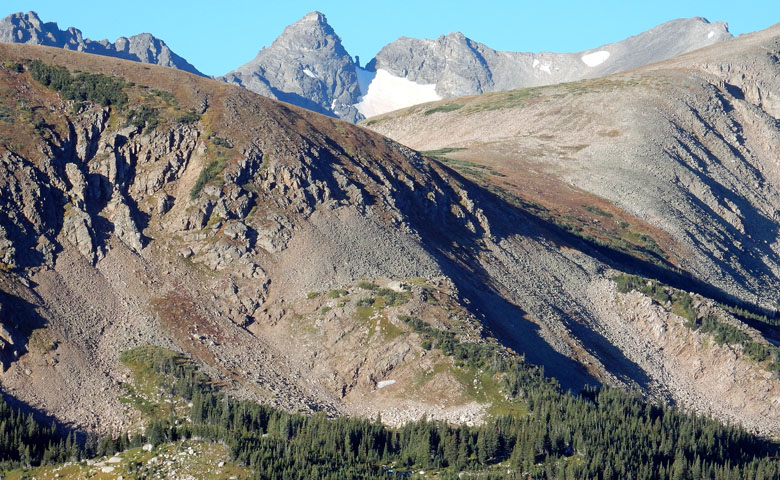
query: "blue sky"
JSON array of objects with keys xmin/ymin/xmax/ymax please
[{"xmin": 3, "ymin": 1, "xmax": 779, "ymax": 76}]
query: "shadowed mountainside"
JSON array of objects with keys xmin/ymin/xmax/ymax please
[{"xmin": 0, "ymin": 39, "xmax": 778, "ymax": 439}]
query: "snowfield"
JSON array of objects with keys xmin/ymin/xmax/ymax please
[
  {"xmin": 355, "ymin": 68, "xmax": 442, "ymax": 118},
  {"xmin": 581, "ymin": 50, "xmax": 610, "ymax": 67}
]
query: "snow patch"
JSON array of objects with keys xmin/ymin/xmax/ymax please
[
  {"xmin": 303, "ymin": 68, "xmax": 319, "ymax": 79},
  {"xmin": 377, "ymin": 379, "xmax": 396, "ymax": 389},
  {"xmin": 533, "ymin": 58, "xmax": 552, "ymax": 74},
  {"xmin": 708, "ymin": 31, "xmax": 715, "ymax": 39},
  {"xmin": 581, "ymin": 50, "xmax": 610, "ymax": 67},
  {"xmin": 355, "ymin": 69, "xmax": 442, "ymax": 118}
]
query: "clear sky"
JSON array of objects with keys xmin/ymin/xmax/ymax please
[{"xmin": 3, "ymin": 1, "xmax": 779, "ymax": 76}]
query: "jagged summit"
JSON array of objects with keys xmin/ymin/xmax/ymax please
[
  {"xmin": 0, "ymin": 10, "xmax": 205, "ymax": 76},
  {"xmin": 268, "ymin": 11, "xmax": 346, "ymax": 53},
  {"xmin": 299, "ymin": 10, "xmax": 328, "ymax": 23},
  {"xmin": 220, "ymin": 11, "xmax": 362, "ymax": 122},
  {"xmin": 0, "ymin": 11, "xmax": 83, "ymax": 46}
]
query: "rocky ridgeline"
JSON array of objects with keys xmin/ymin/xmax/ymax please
[
  {"xmin": 0, "ymin": 11, "xmax": 204, "ymax": 76},
  {"xmin": 370, "ymin": 17, "xmax": 732, "ymax": 98},
  {"xmin": 0, "ymin": 11, "xmax": 734, "ymax": 121}
]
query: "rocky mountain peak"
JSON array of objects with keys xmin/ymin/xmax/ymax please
[
  {"xmin": 220, "ymin": 11, "xmax": 362, "ymax": 122},
  {"xmin": 0, "ymin": 11, "xmax": 82, "ymax": 47},
  {"xmin": 271, "ymin": 11, "xmax": 344, "ymax": 53},
  {"xmin": 299, "ymin": 10, "xmax": 328, "ymax": 24}
]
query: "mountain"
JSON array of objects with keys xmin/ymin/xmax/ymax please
[
  {"xmin": 2, "ymin": 28, "xmax": 780, "ymax": 445},
  {"xmin": 0, "ymin": 11, "xmax": 205, "ymax": 77},
  {"xmin": 0, "ymin": 11, "xmax": 734, "ymax": 123},
  {"xmin": 357, "ymin": 17, "xmax": 732, "ymax": 117},
  {"xmin": 2, "ymin": 18, "xmax": 780, "ymax": 476},
  {"xmin": 219, "ymin": 11, "xmax": 363, "ymax": 122},
  {"xmin": 363, "ymin": 21, "xmax": 778, "ymax": 309},
  {"xmin": 224, "ymin": 13, "xmax": 732, "ymax": 121},
  {"xmin": 366, "ymin": 22, "xmax": 780, "ymax": 432}
]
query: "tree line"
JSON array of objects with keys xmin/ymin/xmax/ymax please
[{"xmin": 2, "ymin": 333, "xmax": 780, "ymax": 478}]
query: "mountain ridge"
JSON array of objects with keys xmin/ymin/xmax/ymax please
[
  {"xmin": 0, "ymin": 11, "xmax": 734, "ymax": 122},
  {"xmin": 0, "ymin": 11, "xmax": 205, "ymax": 77}
]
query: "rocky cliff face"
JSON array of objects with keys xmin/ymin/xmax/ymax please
[
  {"xmin": 0, "ymin": 11, "xmax": 204, "ymax": 76},
  {"xmin": 220, "ymin": 12, "xmax": 363, "ymax": 122}
]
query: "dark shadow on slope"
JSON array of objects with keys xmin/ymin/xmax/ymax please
[
  {"xmin": 0, "ymin": 286, "xmax": 47, "ymax": 370},
  {"xmin": 391, "ymin": 155, "xmax": 780, "ymax": 395},
  {"xmin": 271, "ymin": 87, "xmax": 336, "ymax": 119},
  {"xmin": 382, "ymin": 162, "xmax": 659, "ymax": 394},
  {"xmin": 297, "ymin": 143, "xmax": 605, "ymax": 393},
  {"xmin": 0, "ymin": 386, "xmax": 88, "ymax": 450}
]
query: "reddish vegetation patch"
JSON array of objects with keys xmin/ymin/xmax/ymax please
[
  {"xmin": 439, "ymin": 146, "xmax": 683, "ymax": 267},
  {"xmin": 150, "ymin": 290, "xmax": 226, "ymax": 376}
]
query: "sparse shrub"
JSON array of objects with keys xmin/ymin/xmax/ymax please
[
  {"xmin": 423, "ymin": 103, "xmax": 463, "ymax": 115},
  {"xmin": 699, "ymin": 315, "xmax": 751, "ymax": 346},
  {"xmin": 744, "ymin": 342, "xmax": 770, "ymax": 363},
  {"xmin": 357, "ymin": 281, "xmax": 378, "ymax": 291},
  {"xmin": 127, "ymin": 105, "xmax": 160, "ymax": 130},
  {"xmin": 306, "ymin": 292, "xmax": 320, "ymax": 299},
  {"xmin": 671, "ymin": 291, "xmax": 696, "ymax": 321},
  {"xmin": 149, "ymin": 88, "xmax": 176, "ymax": 104},
  {"xmin": 211, "ymin": 134, "xmax": 233, "ymax": 149},
  {"xmin": 176, "ymin": 109, "xmax": 201, "ymax": 124},
  {"xmin": 613, "ymin": 274, "xmax": 669, "ymax": 304},
  {"xmin": 0, "ymin": 105, "xmax": 14, "ymax": 124},
  {"xmin": 320, "ymin": 306, "xmax": 332, "ymax": 315},
  {"xmin": 420, "ymin": 287, "xmax": 439, "ymax": 305},
  {"xmin": 583, "ymin": 204, "xmax": 613, "ymax": 218},
  {"xmin": 377, "ymin": 288, "xmax": 408, "ymax": 307},
  {"xmin": 190, "ymin": 157, "xmax": 227, "ymax": 199},
  {"xmin": 356, "ymin": 297, "xmax": 375, "ymax": 307},
  {"xmin": 3, "ymin": 60, "xmax": 23, "ymax": 73},
  {"xmin": 27, "ymin": 60, "xmax": 128, "ymax": 107}
]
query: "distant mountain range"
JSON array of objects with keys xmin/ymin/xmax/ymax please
[
  {"xmin": 0, "ymin": 11, "xmax": 204, "ymax": 76},
  {"xmin": 0, "ymin": 11, "xmax": 732, "ymax": 121}
]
